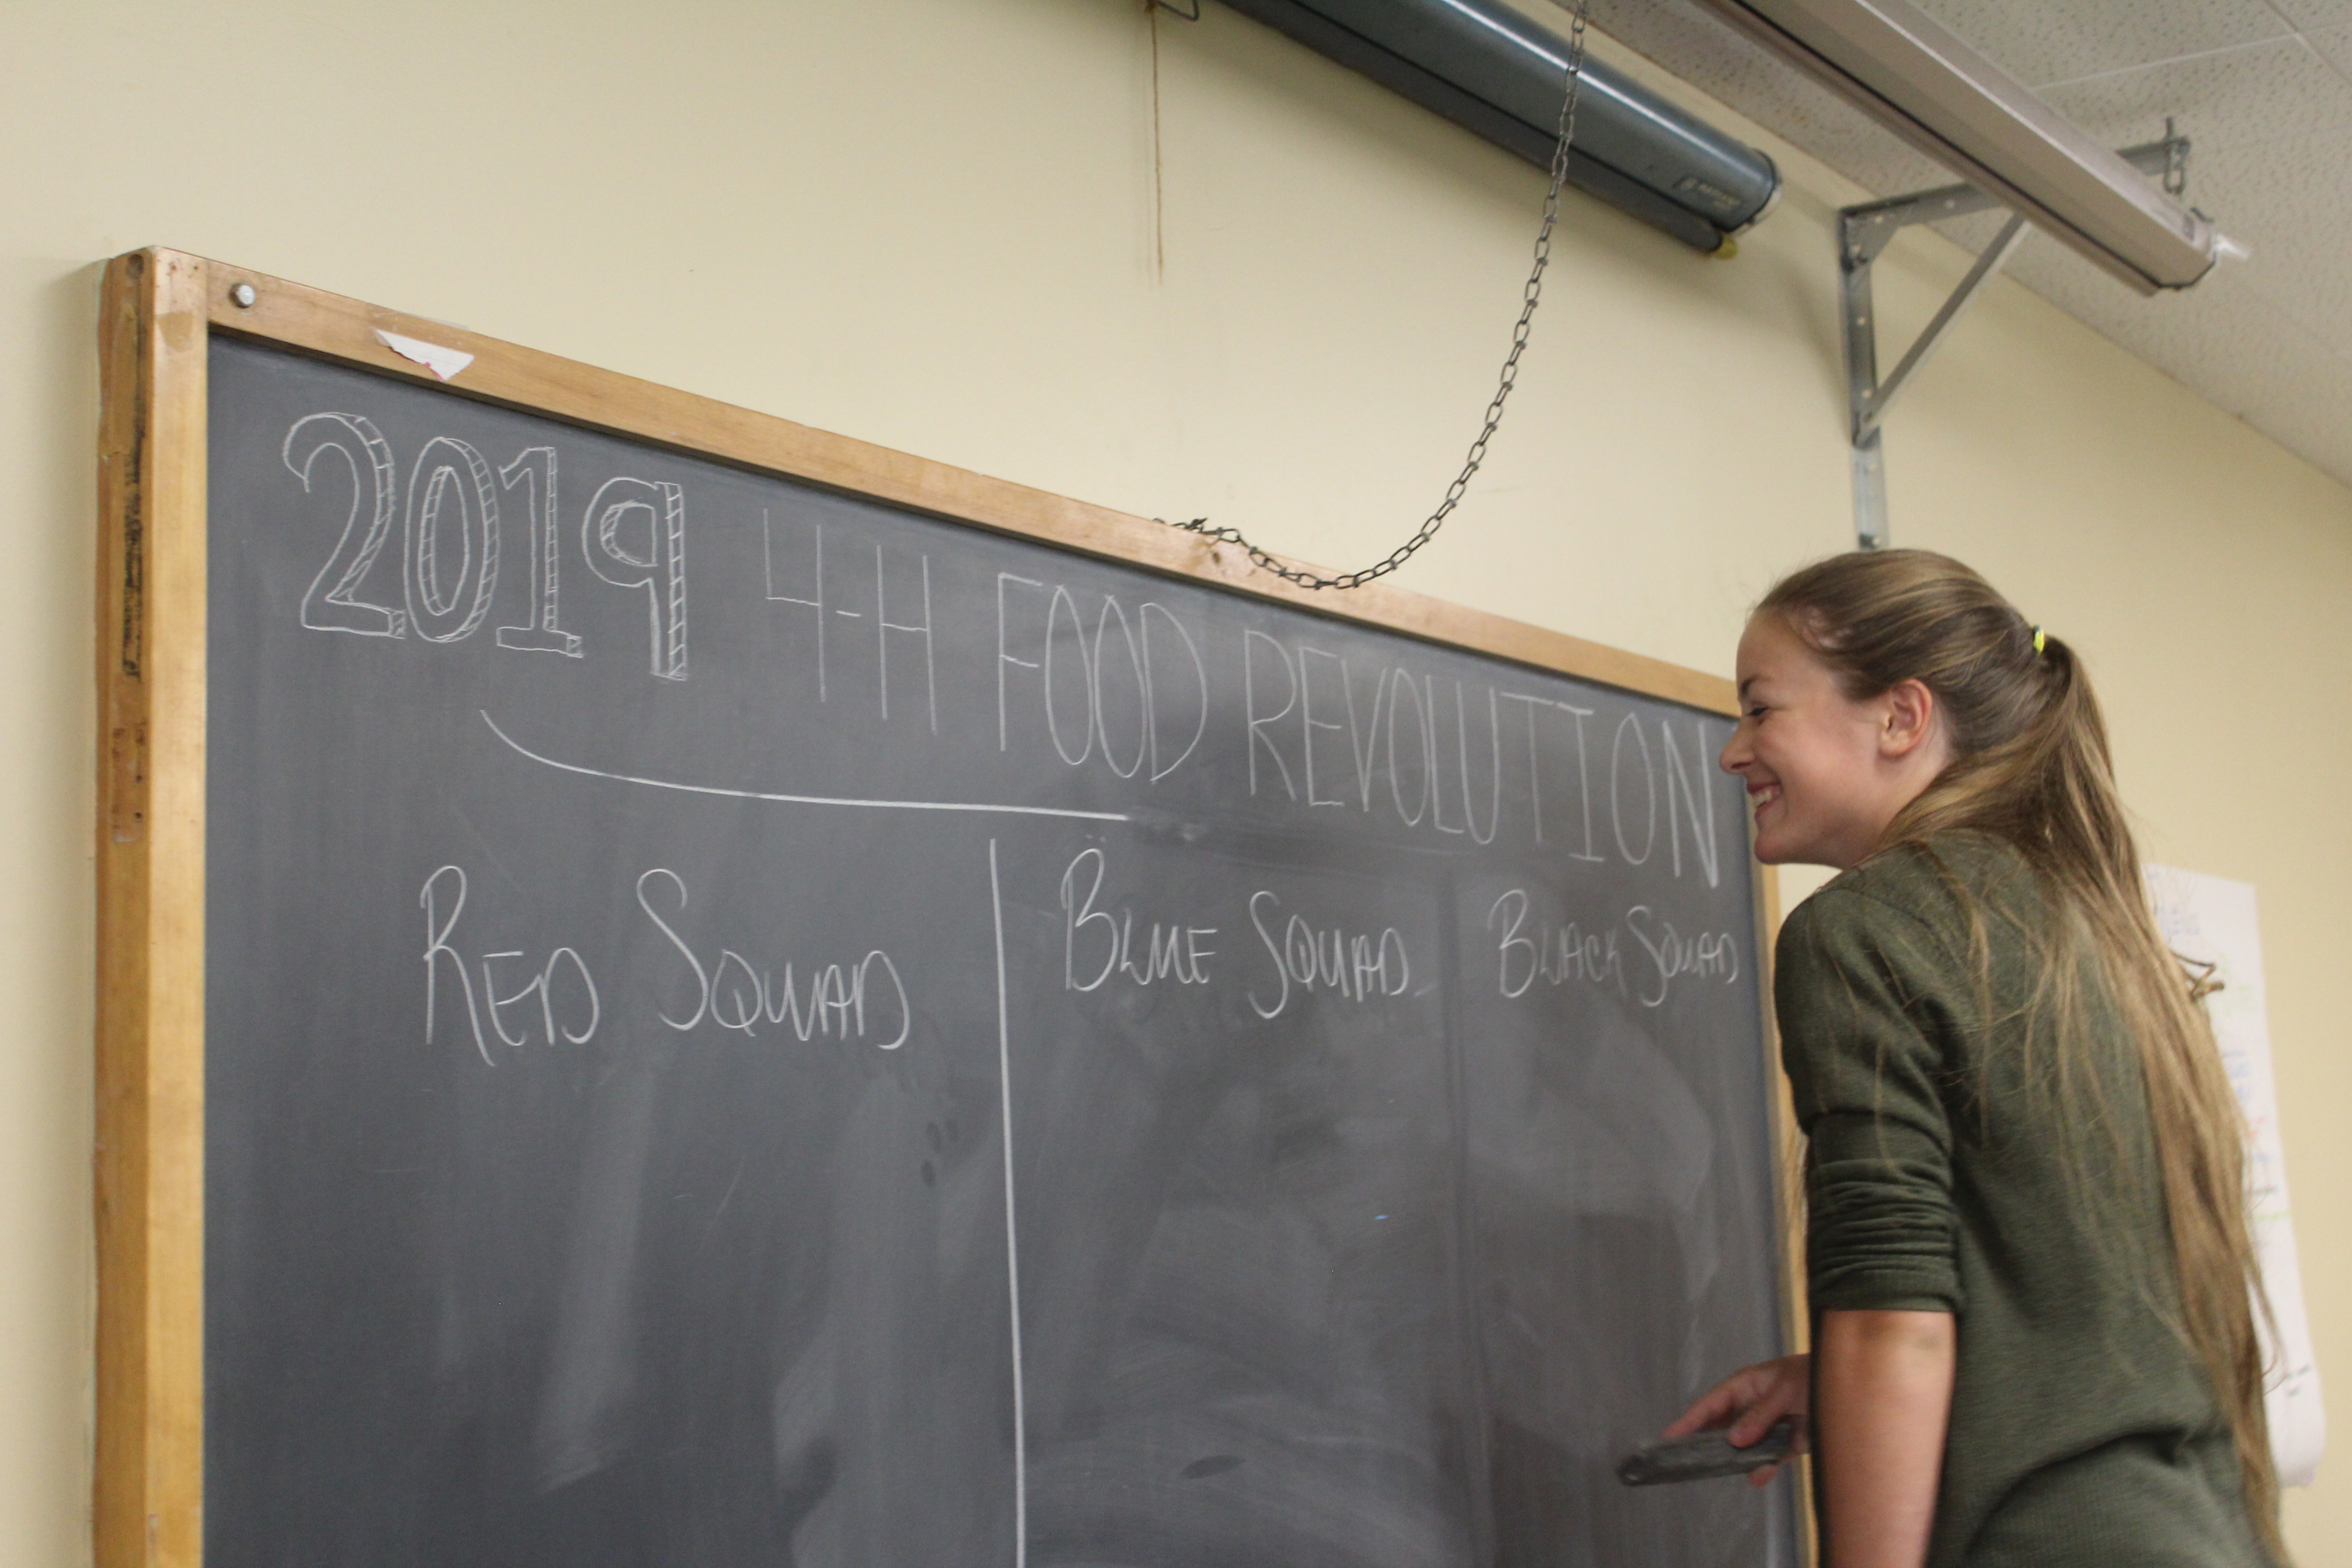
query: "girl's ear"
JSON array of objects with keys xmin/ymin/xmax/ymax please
[{"xmin": 1879, "ymin": 678, "xmax": 1939, "ymax": 760}]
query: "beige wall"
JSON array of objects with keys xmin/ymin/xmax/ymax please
[{"xmin": 5, "ymin": 0, "xmax": 2347, "ymax": 1560}]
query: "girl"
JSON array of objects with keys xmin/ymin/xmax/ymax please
[{"xmin": 1669, "ymin": 551, "xmax": 2282, "ymax": 1567}]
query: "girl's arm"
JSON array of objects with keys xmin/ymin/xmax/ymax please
[
  {"xmin": 1814, "ymin": 1308, "xmax": 1955, "ymax": 1568},
  {"xmin": 1664, "ymin": 1311, "xmax": 1952, "ymax": 1567}
]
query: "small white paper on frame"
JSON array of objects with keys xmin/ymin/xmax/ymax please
[{"xmin": 372, "ymin": 328, "xmax": 475, "ymax": 383}]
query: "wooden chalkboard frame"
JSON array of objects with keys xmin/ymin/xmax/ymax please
[{"xmin": 93, "ymin": 245, "xmax": 1804, "ymax": 1567}]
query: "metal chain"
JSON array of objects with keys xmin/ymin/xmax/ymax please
[{"xmin": 1158, "ymin": 0, "xmax": 1592, "ymax": 591}]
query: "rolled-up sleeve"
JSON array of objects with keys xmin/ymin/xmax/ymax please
[{"xmin": 1776, "ymin": 889, "xmax": 1965, "ymax": 1314}]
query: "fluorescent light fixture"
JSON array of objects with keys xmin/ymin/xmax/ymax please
[
  {"xmin": 1218, "ymin": 0, "xmax": 1782, "ymax": 254},
  {"xmin": 1680, "ymin": 0, "xmax": 2218, "ymax": 291}
]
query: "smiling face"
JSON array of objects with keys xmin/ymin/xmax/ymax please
[{"xmin": 1719, "ymin": 613, "xmax": 1952, "ymax": 868}]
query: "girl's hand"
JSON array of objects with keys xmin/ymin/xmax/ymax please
[{"xmin": 1663, "ymin": 1354, "xmax": 1812, "ymax": 1488}]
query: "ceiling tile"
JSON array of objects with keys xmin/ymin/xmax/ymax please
[
  {"xmin": 2269, "ymin": 0, "xmax": 2352, "ymax": 33},
  {"xmin": 2182, "ymin": 129, "xmax": 2352, "ymax": 354},
  {"xmin": 1906, "ymin": 0, "xmax": 2291, "ymax": 88},
  {"xmin": 2036, "ymin": 36, "xmax": 2352, "ymax": 151},
  {"xmin": 1999, "ymin": 241, "xmax": 2352, "ymax": 480},
  {"xmin": 2198, "ymin": 320, "xmax": 2352, "ymax": 483},
  {"xmin": 2302, "ymin": 21, "xmax": 2352, "ymax": 74},
  {"xmin": 1546, "ymin": 0, "xmax": 2352, "ymax": 490}
]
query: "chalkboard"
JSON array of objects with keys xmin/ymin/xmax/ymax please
[{"xmin": 98, "ymin": 252, "xmax": 1798, "ymax": 1568}]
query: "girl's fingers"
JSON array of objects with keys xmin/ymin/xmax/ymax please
[
  {"xmin": 1728, "ymin": 1400, "xmax": 1789, "ymax": 1446},
  {"xmin": 1660, "ymin": 1383, "xmax": 1739, "ymax": 1439},
  {"xmin": 1726, "ymin": 1360, "xmax": 1808, "ymax": 1445},
  {"xmin": 1726, "ymin": 1385, "xmax": 1793, "ymax": 1444},
  {"xmin": 1664, "ymin": 1354, "xmax": 1811, "ymax": 1443}
]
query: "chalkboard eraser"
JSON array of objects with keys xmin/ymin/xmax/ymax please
[{"xmin": 1616, "ymin": 1418, "xmax": 1796, "ymax": 1486}]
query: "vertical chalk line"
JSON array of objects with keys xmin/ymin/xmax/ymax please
[{"xmin": 989, "ymin": 839, "xmax": 1029, "ymax": 1568}]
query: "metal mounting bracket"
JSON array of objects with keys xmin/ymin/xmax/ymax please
[{"xmin": 1840, "ymin": 130, "xmax": 2188, "ymax": 548}]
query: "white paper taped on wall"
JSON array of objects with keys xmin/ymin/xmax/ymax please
[
  {"xmin": 372, "ymin": 328, "xmax": 475, "ymax": 382},
  {"xmin": 2147, "ymin": 864, "xmax": 2325, "ymax": 1488}
]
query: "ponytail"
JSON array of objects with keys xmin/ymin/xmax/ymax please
[{"xmin": 1759, "ymin": 550, "xmax": 2282, "ymax": 1560}]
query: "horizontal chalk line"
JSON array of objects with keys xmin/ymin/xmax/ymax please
[{"xmin": 480, "ymin": 711, "xmax": 1130, "ymax": 823}]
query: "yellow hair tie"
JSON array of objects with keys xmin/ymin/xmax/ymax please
[{"xmin": 2032, "ymin": 625, "xmax": 2047, "ymax": 655}]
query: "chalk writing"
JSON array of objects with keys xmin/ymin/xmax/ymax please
[
  {"xmin": 1612, "ymin": 713, "xmax": 1655, "ymax": 865},
  {"xmin": 763, "ymin": 517, "xmax": 937, "ymax": 729},
  {"xmin": 1246, "ymin": 890, "xmax": 1410, "ymax": 1019},
  {"xmin": 1486, "ymin": 889, "xmax": 1627, "ymax": 998},
  {"xmin": 419, "ymin": 865, "xmax": 601, "ymax": 1064},
  {"xmin": 483, "ymin": 710, "xmax": 1130, "ymax": 823},
  {"xmin": 279, "ymin": 413, "xmax": 689, "ymax": 675},
  {"xmin": 1625, "ymin": 904, "xmax": 1740, "ymax": 1008},
  {"xmin": 1230, "ymin": 631, "xmax": 1688, "ymax": 857},
  {"xmin": 764, "ymin": 513, "xmax": 830, "ymax": 699},
  {"xmin": 998, "ymin": 575, "xmax": 1206, "ymax": 781},
  {"xmin": 404, "ymin": 436, "xmax": 501, "ymax": 643},
  {"xmin": 1058, "ymin": 848, "xmax": 1217, "ymax": 990},
  {"xmin": 284, "ymin": 412, "xmax": 406, "ymax": 637},
  {"xmin": 636, "ymin": 868, "xmax": 910, "ymax": 1048},
  {"xmin": 495, "ymin": 446, "xmax": 582, "ymax": 655},
  {"xmin": 1660, "ymin": 719, "xmax": 1720, "ymax": 887},
  {"xmin": 582, "ymin": 476, "xmax": 689, "ymax": 680}
]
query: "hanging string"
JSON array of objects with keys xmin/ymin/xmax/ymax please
[{"xmin": 1148, "ymin": 1, "xmax": 1172, "ymax": 280}]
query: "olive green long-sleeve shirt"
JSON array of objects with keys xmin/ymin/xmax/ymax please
[{"xmin": 1775, "ymin": 838, "xmax": 2272, "ymax": 1567}]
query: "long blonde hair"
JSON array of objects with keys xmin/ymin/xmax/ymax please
[{"xmin": 1759, "ymin": 549, "xmax": 2281, "ymax": 1558}]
